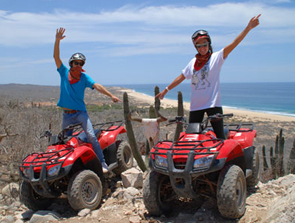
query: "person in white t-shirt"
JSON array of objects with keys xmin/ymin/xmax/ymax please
[{"xmin": 156, "ymin": 14, "xmax": 261, "ymax": 139}]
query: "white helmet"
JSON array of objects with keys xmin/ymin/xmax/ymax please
[{"xmin": 69, "ymin": 53, "xmax": 86, "ymax": 66}]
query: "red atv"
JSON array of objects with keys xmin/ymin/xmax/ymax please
[
  {"xmin": 143, "ymin": 114, "xmax": 260, "ymax": 219},
  {"xmin": 19, "ymin": 120, "xmax": 133, "ymax": 211}
]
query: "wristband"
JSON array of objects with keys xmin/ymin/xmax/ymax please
[{"xmin": 165, "ymin": 87, "xmax": 170, "ymax": 91}]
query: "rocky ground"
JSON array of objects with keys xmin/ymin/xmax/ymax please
[{"xmin": 0, "ymin": 164, "xmax": 295, "ymax": 223}]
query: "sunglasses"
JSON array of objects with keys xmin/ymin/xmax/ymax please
[
  {"xmin": 192, "ymin": 30, "xmax": 208, "ymax": 40},
  {"xmin": 195, "ymin": 42, "xmax": 209, "ymax": 49},
  {"xmin": 73, "ymin": 61, "xmax": 84, "ymax": 66}
]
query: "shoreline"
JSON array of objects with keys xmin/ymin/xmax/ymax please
[{"xmin": 119, "ymin": 88, "xmax": 295, "ymax": 122}]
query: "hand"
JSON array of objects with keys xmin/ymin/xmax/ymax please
[
  {"xmin": 111, "ymin": 96, "xmax": 121, "ymax": 103},
  {"xmin": 248, "ymin": 14, "xmax": 261, "ymax": 30},
  {"xmin": 155, "ymin": 90, "xmax": 167, "ymax": 100},
  {"xmin": 56, "ymin": 27, "xmax": 66, "ymax": 41}
]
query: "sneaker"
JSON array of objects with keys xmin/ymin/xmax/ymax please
[{"xmin": 102, "ymin": 162, "xmax": 109, "ymax": 173}]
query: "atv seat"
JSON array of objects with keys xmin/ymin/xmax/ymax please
[
  {"xmin": 78, "ymin": 129, "xmax": 101, "ymax": 143},
  {"xmin": 186, "ymin": 123, "xmax": 202, "ymax": 134},
  {"xmin": 224, "ymin": 127, "xmax": 230, "ymax": 139},
  {"xmin": 186, "ymin": 123, "xmax": 230, "ymax": 139}
]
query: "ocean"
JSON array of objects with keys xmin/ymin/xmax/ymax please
[{"xmin": 117, "ymin": 82, "xmax": 295, "ymax": 117}]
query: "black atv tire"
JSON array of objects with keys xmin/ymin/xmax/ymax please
[
  {"xmin": 143, "ymin": 170, "xmax": 175, "ymax": 216},
  {"xmin": 246, "ymin": 148, "xmax": 260, "ymax": 187},
  {"xmin": 67, "ymin": 170, "xmax": 102, "ymax": 211},
  {"xmin": 113, "ymin": 141, "xmax": 133, "ymax": 175},
  {"xmin": 217, "ymin": 165, "xmax": 247, "ymax": 219},
  {"xmin": 20, "ymin": 180, "xmax": 54, "ymax": 211}
]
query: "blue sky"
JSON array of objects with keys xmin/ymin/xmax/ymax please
[{"xmin": 1, "ymin": 0, "xmax": 295, "ymax": 86}]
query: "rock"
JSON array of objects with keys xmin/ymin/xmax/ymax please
[
  {"xmin": 263, "ymin": 183, "xmax": 295, "ymax": 223},
  {"xmin": 2, "ymin": 183, "xmax": 19, "ymax": 198},
  {"xmin": 78, "ymin": 208, "xmax": 91, "ymax": 217},
  {"xmin": 15, "ymin": 209, "xmax": 34, "ymax": 220},
  {"xmin": 123, "ymin": 187, "xmax": 140, "ymax": 200},
  {"xmin": 129, "ymin": 215, "xmax": 141, "ymax": 223},
  {"xmin": 29, "ymin": 210, "xmax": 60, "ymax": 223},
  {"xmin": 0, "ymin": 215, "xmax": 14, "ymax": 223},
  {"xmin": 121, "ymin": 168, "xmax": 143, "ymax": 188}
]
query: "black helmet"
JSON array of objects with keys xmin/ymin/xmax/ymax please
[
  {"xmin": 191, "ymin": 30, "xmax": 211, "ymax": 44},
  {"xmin": 69, "ymin": 53, "xmax": 86, "ymax": 66}
]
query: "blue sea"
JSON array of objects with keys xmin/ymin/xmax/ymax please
[{"xmin": 117, "ymin": 82, "xmax": 295, "ymax": 117}]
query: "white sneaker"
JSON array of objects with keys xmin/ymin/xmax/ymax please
[{"xmin": 102, "ymin": 162, "xmax": 109, "ymax": 173}]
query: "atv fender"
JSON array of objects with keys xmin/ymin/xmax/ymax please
[
  {"xmin": 64, "ymin": 146, "xmax": 98, "ymax": 165},
  {"xmin": 98, "ymin": 126, "xmax": 126, "ymax": 149},
  {"xmin": 231, "ymin": 130, "xmax": 257, "ymax": 149},
  {"xmin": 65, "ymin": 146, "xmax": 104, "ymax": 179},
  {"xmin": 217, "ymin": 139, "xmax": 243, "ymax": 161},
  {"xmin": 242, "ymin": 146, "xmax": 255, "ymax": 170}
]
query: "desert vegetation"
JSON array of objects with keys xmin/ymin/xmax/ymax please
[{"xmin": 0, "ymin": 84, "xmax": 294, "ymax": 187}]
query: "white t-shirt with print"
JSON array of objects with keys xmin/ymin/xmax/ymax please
[{"xmin": 182, "ymin": 49, "xmax": 225, "ymax": 111}]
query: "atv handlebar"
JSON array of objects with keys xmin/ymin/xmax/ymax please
[
  {"xmin": 41, "ymin": 120, "xmax": 125, "ymax": 144},
  {"xmin": 167, "ymin": 113, "xmax": 233, "ymax": 128},
  {"xmin": 208, "ymin": 113, "xmax": 233, "ymax": 120},
  {"xmin": 168, "ymin": 116, "xmax": 187, "ymax": 125}
]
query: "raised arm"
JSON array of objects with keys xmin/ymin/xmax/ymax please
[
  {"xmin": 155, "ymin": 73, "xmax": 185, "ymax": 100},
  {"xmin": 53, "ymin": 27, "xmax": 66, "ymax": 69},
  {"xmin": 223, "ymin": 14, "xmax": 261, "ymax": 59}
]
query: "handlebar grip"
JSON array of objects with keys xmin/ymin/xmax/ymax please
[{"xmin": 223, "ymin": 113, "xmax": 234, "ymax": 117}]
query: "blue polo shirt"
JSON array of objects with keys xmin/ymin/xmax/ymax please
[{"xmin": 57, "ymin": 63, "xmax": 95, "ymax": 111}]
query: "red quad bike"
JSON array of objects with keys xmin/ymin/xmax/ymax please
[
  {"xmin": 19, "ymin": 120, "xmax": 133, "ymax": 211},
  {"xmin": 143, "ymin": 114, "xmax": 260, "ymax": 219}
]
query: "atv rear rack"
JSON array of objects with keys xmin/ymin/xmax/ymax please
[
  {"xmin": 93, "ymin": 120, "xmax": 124, "ymax": 132},
  {"xmin": 225, "ymin": 123, "xmax": 254, "ymax": 132}
]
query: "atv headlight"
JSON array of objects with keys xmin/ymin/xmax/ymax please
[
  {"xmin": 48, "ymin": 164, "xmax": 61, "ymax": 177},
  {"xmin": 155, "ymin": 155, "xmax": 168, "ymax": 168},
  {"xmin": 193, "ymin": 155, "xmax": 214, "ymax": 170}
]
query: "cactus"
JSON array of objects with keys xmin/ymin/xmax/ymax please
[
  {"xmin": 263, "ymin": 129, "xmax": 290, "ymax": 180},
  {"xmin": 262, "ymin": 145, "xmax": 268, "ymax": 171},
  {"xmin": 123, "ymin": 92, "xmax": 147, "ymax": 172},
  {"xmin": 149, "ymin": 105, "xmax": 156, "ymax": 119},
  {"xmin": 154, "ymin": 86, "xmax": 160, "ymax": 112},
  {"xmin": 278, "ymin": 129, "xmax": 285, "ymax": 176},
  {"xmin": 145, "ymin": 105, "xmax": 156, "ymax": 157},
  {"xmin": 287, "ymin": 138, "xmax": 295, "ymax": 174},
  {"xmin": 174, "ymin": 91, "xmax": 184, "ymax": 141}
]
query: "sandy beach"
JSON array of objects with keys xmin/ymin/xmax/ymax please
[{"xmin": 120, "ymin": 88, "xmax": 295, "ymax": 122}]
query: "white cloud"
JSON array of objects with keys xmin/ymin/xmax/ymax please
[{"xmin": 0, "ymin": 2, "xmax": 295, "ymax": 55}]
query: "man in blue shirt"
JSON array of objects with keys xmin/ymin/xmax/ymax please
[{"xmin": 53, "ymin": 27, "xmax": 120, "ymax": 173}]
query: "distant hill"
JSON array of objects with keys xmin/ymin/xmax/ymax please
[
  {"xmin": 0, "ymin": 84, "xmax": 60, "ymax": 102},
  {"xmin": 0, "ymin": 84, "xmax": 121, "ymax": 104}
]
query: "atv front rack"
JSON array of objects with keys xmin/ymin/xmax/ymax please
[
  {"xmin": 152, "ymin": 138, "xmax": 223, "ymax": 156},
  {"xmin": 19, "ymin": 147, "xmax": 74, "ymax": 180},
  {"xmin": 20, "ymin": 147, "xmax": 74, "ymax": 168}
]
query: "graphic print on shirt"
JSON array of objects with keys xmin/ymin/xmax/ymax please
[{"xmin": 192, "ymin": 63, "xmax": 210, "ymax": 90}]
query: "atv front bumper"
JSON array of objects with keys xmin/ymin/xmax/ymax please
[
  {"xmin": 20, "ymin": 163, "xmax": 73, "ymax": 198},
  {"xmin": 150, "ymin": 150, "xmax": 226, "ymax": 198}
]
